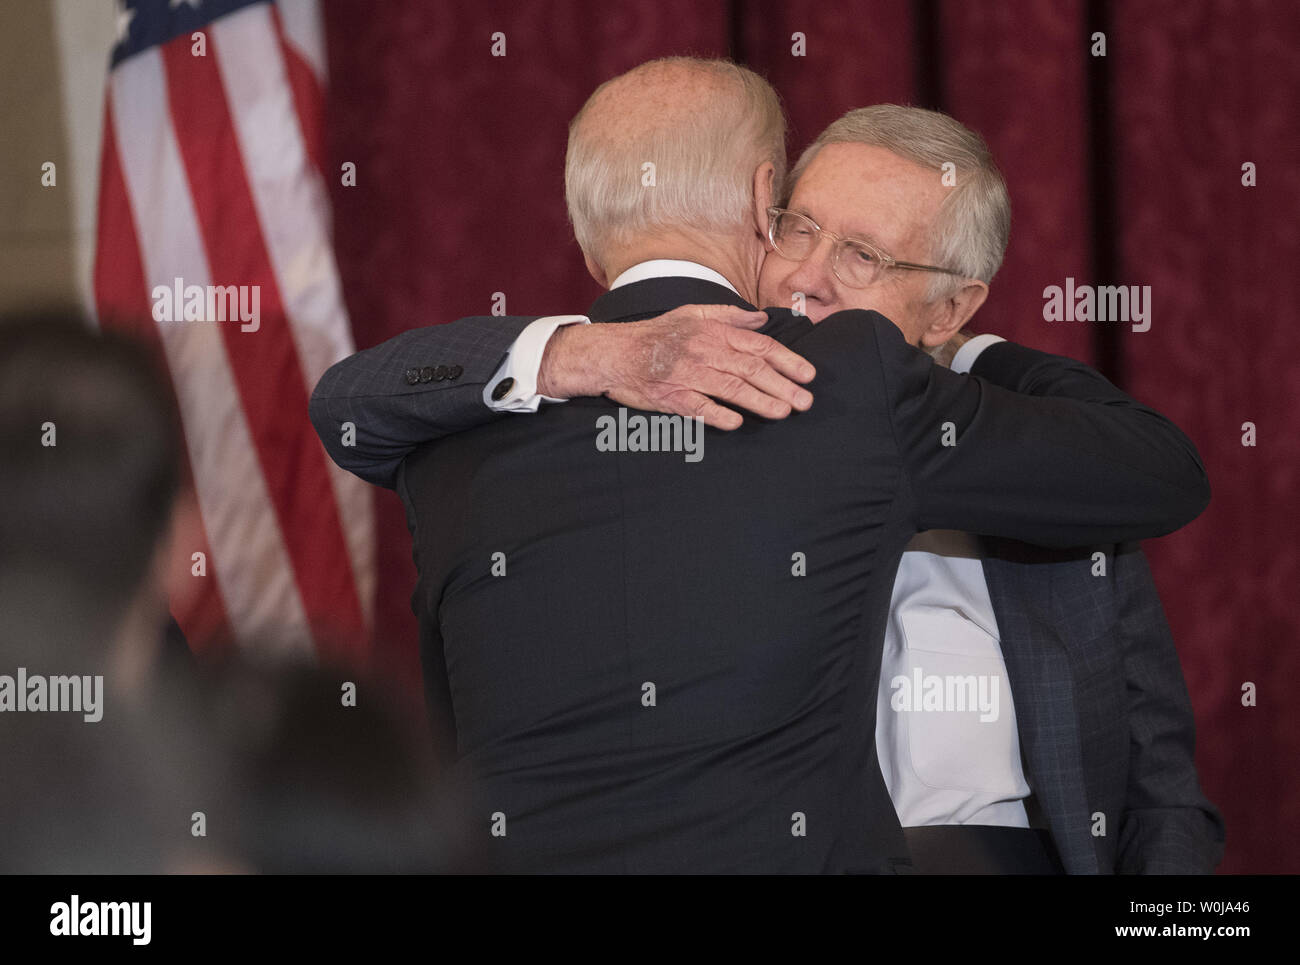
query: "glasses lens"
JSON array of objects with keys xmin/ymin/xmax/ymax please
[
  {"xmin": 772, "ymin": 212, "xmax": 818, "ymax": 259},
  {"xmin": 835, "ymin": 242, "xmax": 883, "ymax": 288}
]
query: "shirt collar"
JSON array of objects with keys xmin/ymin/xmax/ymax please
[{"xmin": 608, "ymin": 259, "xmax": 741, "ymax": 296}]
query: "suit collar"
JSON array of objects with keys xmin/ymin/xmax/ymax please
[
  {"xmin": 585, "ymin": 276, "xmax": 816, "ymax": 350},
  {"xmin": 587, "ymin": 277, "xmax": 756, "ymax": 323}
]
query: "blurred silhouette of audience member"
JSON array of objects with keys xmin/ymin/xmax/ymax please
[
  {"xmin": 0, "ymin": 308, "xmax": 209, "ymax": 871},
  {"xmin": 0, "ymin": 308, "xmax": 183, "ymax": 696}
]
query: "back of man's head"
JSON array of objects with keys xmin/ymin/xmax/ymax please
[
  {"xmin": 565, "ymin": 56, "xmax": 786, "ymax": 269},
  {"xmin": 0, "ymin": 310, "xmax": 181, "ymax": 648}
]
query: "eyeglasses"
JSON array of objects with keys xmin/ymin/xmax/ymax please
[{"xmin": 766, "ymin": 207, "xmax": 965, "ymax": 289}]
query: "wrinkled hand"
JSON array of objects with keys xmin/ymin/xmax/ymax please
[
  {"xmin": 928, "ymin": 329, "xmax": 974, "ymax": 369},
  {"xmin": 538, "ymin": 304, "xmax": 816, "ymax": 429}
]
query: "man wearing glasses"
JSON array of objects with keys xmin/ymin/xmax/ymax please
[
  {"xmin": 748, "ymin": 106, "xmax": 1222, "ymax": 874},
  {"xmin": 311, "ymin": 63, "xmax": 1218, "ymax": 873}
]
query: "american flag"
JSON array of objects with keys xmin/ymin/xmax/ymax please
[{"xmin": 93, "ymin": 0, "xmax": 374, "ymax": 663}]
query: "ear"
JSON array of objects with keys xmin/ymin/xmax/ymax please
[
  {"xmin": 918, "ymin": 279, "xmax": 989, "ymax": 348},
  {"xmin": 583, "ymin": 250, "xmax": 609, "ymax": 289},
  {"xmin": 751, "ymin": 161, "xmax": 776, "ymax": 239}
]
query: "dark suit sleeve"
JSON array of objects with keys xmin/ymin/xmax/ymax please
[
  {"xmin": 1109, "ymin": 544, "xmax": 1225, "ymax": 873},
  {"xmin": 865, "ymin": 316, "xmax": 1211, "ymax": 545},
  {"xmin": 309, "ymin": 315, "xmax": 539, "ymax": 488}
]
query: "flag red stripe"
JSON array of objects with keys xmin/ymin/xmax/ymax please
[
  {"xmin": 271, "ymin": 4, "xmax": 325, "ymax": 178},
  {"xmin": 93, "ymin": 98, "xmax": 232, "ymax": 655},
  {"xmin": 158, "ymin": 35, "xmax": 365, "ymax": 661}
]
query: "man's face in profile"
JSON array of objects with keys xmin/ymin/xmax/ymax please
[{"xmin": 757, "ymin": 142, "xmax": 949, "ymax": 345}]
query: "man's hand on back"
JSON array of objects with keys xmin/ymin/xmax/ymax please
[{"xmin": 536, "ymin": 304, "xmax": 816, "ymax": 430}]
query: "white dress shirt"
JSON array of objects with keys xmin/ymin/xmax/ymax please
[
  {"xmin": 874, "ymin": 333, "xmax": 1031, "ymax": 828},
  {"xmin": 606, "ymin": 259, "xmax": 740, "ymax": 295},
  {"xmin": 874, "ymin": 530, "xmax": 1032, "ymax": 827}
]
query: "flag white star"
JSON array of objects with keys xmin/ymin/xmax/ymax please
[{"xmin": 114, "ymin": 0, "xmax": 136, "ymax": 45}]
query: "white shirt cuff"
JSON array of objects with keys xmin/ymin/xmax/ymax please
[
  {"xmin": 950, "ymin": 333, "xmax": 1006, "ymax": 375},
  {"xmin": 484, "ymin": 315, "xmax": 590, "ymax": 411}
]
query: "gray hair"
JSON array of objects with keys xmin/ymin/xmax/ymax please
[
  {"xmin": 786, "ymin": 104, "xmax": 1010, "ymax": 299},
  {"xmin": 565, "ymin": 57, "xmax": 786, "ymax": 265}
]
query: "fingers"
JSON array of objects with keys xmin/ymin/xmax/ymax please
[
  {"xmin": 727, "ymin": 328, "xmax": 816, "ymax": 384},
  {"xmin": 689, "ymin": 365, "xmax": 798, "ymax": 421},
  {"xmin": 706, "ymin": 305, "xmax": 771, "ymax": 330},
  {"xmin": 706, "ymin": 335, "xmax": 813, "ymax": 414},
  {"xmin": 672, "ymin": 390, "xmax": 743, "ymax": 431},
  {"xmin": 733, "ymin": 357, "xmax": 813, "ymax": 415},
  {"xmin": 633, "ymin": 304, "xmax": 818, "ymax": 423}
]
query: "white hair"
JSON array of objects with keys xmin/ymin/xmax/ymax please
[
  {"xmin": 786, "ymin": 104, "xmax": 1010, "ymax": 299},
  {"xmin": 565, "ymin": 57, "xmax": 786, "ymax": 265}
]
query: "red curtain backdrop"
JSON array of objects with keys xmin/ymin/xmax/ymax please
[{"xmin": 321, "ymin": 0, "xmax": 1300, "ymax": 873}]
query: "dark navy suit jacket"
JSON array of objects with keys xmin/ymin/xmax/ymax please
[{"xmin": 981, "ymin": 539, "xmax": 1222, "ymax": 873}]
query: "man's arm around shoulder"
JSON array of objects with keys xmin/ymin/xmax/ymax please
[
  {"xmin": 840, "ymin": 311, "xmax": 1211, "ymax": 546},
  {"xmin": 309, "ymin": 315, "xmax": 539, "ymax": 488}
]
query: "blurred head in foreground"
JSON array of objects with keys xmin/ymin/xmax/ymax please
[
  {"xmin": 0, "ymin": 308, "xmax": 181, "ymax": 686},
  {"xmin": 202, "ymin": 657, "xmax": 478, "ymax": 873}
]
